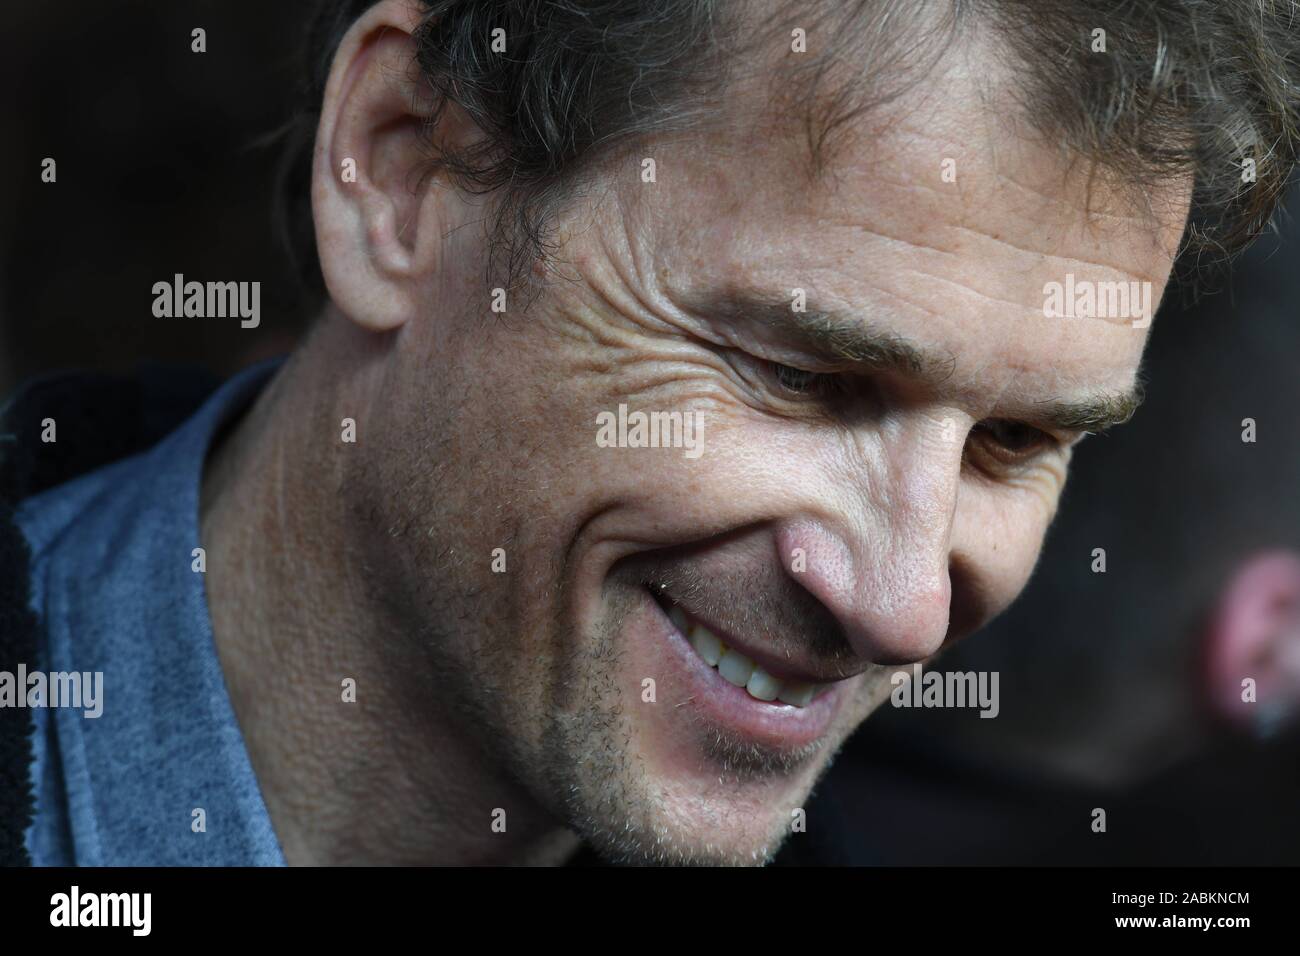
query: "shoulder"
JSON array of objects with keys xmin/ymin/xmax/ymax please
[{"xmin": 4, "ymin": 365, "xmax": 223, "ymax": 605}]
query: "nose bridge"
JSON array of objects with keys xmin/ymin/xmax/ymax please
[{"xmin": 776, "ymin": 426, "xmax": 961, "ymax": 664}]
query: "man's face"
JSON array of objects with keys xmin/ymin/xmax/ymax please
[{"xmin": 356, "ymin": 35, "xmax": 1188, "ymax": 863}]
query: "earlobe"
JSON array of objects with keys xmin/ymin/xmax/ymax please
[{"xmin": 310, "ymin": 0, "xmax": 442, "ymax": 333}]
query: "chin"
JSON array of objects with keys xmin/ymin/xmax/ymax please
[{"xmin": 553, "ymin": 581, "xmax": 867, "ymax": 865}]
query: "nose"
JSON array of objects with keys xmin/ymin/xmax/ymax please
[{"xmin": 773, "ymin": 439, "xmax": 960, "ymax": 665}]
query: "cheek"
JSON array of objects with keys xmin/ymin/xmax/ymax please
[{"xmin": 954, "ymin": 473, "xmax": 1064, "ymax": 612}]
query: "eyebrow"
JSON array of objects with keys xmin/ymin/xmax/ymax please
[{"xmin": 681, "ymin": 291, "xmax": 1146, "ymax": 433}]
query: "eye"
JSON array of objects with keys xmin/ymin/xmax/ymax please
[
  {"xmin": 773, "ymin": 362, "xmax": 820, "ymax": 392},
  {"xmin": 965, "ymin": 419, "xmax": 1058, "ymax": 467},
  {"xmin": 768, "ymin": 361, "xmax": 846, "ymax": 399}
]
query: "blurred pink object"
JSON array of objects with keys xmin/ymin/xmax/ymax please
[{"xmin": 1204, "ymin": 549, "xmax": 1300, "ymax": 736}]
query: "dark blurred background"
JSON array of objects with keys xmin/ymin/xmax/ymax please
[
  {"xmin": 0, "ymin": 0, "xmax": 313, "ymax": 395},
  {"xmin": 4, "ymin": 1, "xmax": 1298, "ymax": 865}
]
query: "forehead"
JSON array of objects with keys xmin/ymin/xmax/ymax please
[{"xmin": 608, "ymin": 25, "xmax": 1190, "ymax": 405}]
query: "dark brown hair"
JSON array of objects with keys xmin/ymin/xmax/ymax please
[{"xmin": 277, "ymin": 0, "xmax": 1300, "ymax": 303}]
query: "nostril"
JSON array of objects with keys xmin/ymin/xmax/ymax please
[{"xmin": 774, "ymin": 519, "xmax": 856, "ymax": 607}]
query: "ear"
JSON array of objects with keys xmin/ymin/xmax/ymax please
[{"xmin": 311, "ymin": 0, "xmax": 478, "ymax": 332}]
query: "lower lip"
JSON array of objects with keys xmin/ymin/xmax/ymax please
[{"xmin": 642, "ymin": 588, "xmax": 847, "ymax": 753}]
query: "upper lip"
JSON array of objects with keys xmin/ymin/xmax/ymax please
[{"xmin": 651, "ymin": 586, "xmax": 857, "ymax": 686}]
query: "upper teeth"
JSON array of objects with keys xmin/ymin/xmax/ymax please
[{"xmin": 668, "ymin": 604, "xmax": 817, "ymax": 707}]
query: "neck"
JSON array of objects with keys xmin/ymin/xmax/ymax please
[{"xmin": 199, "ymin": 314, "xmax": 579, "ymax": 865}]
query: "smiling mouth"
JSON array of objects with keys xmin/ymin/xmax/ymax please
[{"xmin": 649, "ymin": 589, "xmax": 834, "ymax": 709}]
